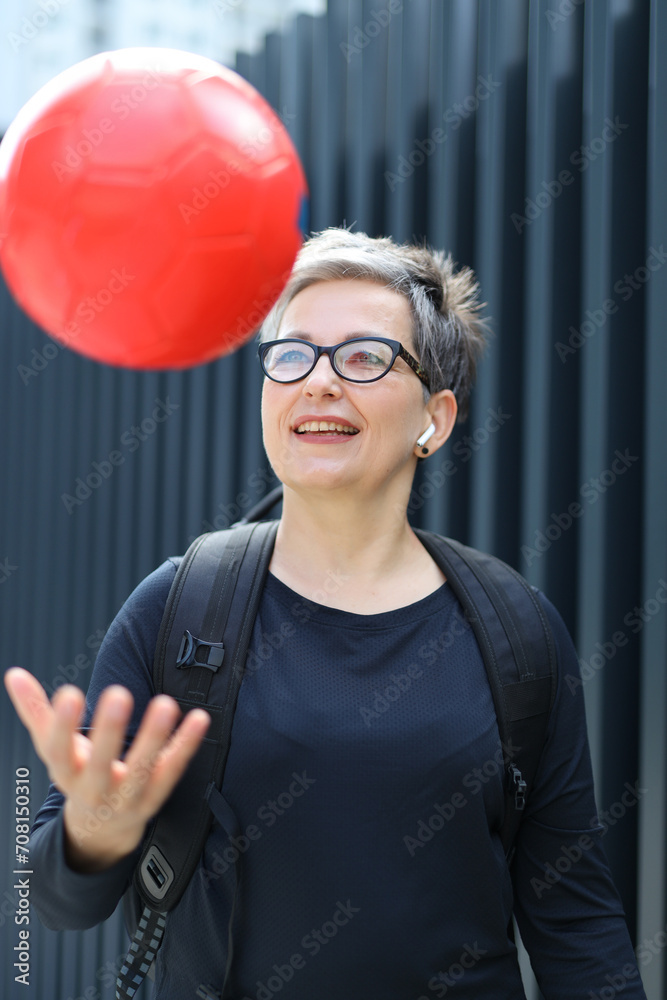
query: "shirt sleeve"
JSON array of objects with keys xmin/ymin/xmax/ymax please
[
  {"xmin": 511, "ymin": 589, "xmax": 647, "ymax": 999},
  {"xmin": 28, "ymin": 558, "xmax": 178, "ymax": 931}
]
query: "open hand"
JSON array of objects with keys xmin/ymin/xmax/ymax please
[{"xmin": 4, "ymin": 667, "xmax": 210, "ymax": 872}]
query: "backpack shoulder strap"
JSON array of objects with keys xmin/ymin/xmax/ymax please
[
  {"xmin": 139, "ymin": 517, "xmax": 279, "ymax": 908},
  {"xmin": 413, "ymin": 529, "xmax": 557, "ymax": 864},
  {"xmin": 117, "ymin": 519, "xmax": 278, "ymax": 1000}
]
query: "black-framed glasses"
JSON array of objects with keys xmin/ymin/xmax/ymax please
[{"xmin": 258, "ymin": 337, "xmax": 431, "ymax": 390}]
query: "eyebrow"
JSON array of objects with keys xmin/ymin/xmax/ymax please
[{"xmin": 279, "ymin": 331, "xmax": 385, "ymax": 342}]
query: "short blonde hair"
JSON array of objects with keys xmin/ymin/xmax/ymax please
[{"xmin": 259, "ymin": 228, "xmax": 491, "ymax": 422}]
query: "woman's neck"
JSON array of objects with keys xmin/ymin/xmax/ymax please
[{"xmin": 267, "ymin": 489, "xmax": 444, "ymax": 611}]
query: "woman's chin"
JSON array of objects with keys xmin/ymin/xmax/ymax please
[{"xmin": 278, "ymin": 462, "xmax": 359, "ymax": 495}]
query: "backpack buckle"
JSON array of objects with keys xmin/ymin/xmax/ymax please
[
  {"xmin": 176, "ymin": 630, "xmax": 225, "ymax": 671},
  {"xmin": 140, "ymin": 845, "xmax": 174, "ymax": 901}
]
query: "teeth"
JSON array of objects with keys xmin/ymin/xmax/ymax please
[{"xmin": 296, "ymin": 421, "xmax": 359, "ymax": 434}]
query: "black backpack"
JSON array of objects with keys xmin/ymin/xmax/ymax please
[{"xmin": 116, "ymin": 488, "xmax": 557, "ymax": 1000}]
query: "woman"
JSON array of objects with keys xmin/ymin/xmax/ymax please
[{"xmin": 6, "ymin": 229, "xmax": 647, "ymax": 999}]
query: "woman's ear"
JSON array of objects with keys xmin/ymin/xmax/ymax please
[{"xmin": 415, "ymin": 390, "xmax": 457, "ymax": 457}]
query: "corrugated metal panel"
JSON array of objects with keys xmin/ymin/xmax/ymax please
[
  {"xmin": 579, "ymin": 0, "xmax": 648, "ymax": 938},
  {"xmin": 637, "ymin": 3, "xmax": 667, "ymax": 998},
  {"xmin": 0, "ymin": 1, "xmax": 662, "ymax": 997}
]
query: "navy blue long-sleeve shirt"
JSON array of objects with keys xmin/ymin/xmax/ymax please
[{"xmin": 30, "ymin": 553, "xmax": 648, "ymax": 999}]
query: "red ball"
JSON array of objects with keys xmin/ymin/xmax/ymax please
[{"xmin": 0, "ymin": 48, "xmax": 308, "ymax": 368}]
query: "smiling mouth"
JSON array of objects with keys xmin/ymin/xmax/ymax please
[{"xmin": 295, "ymin": 421, "xmax": 360, "ymax": 435}]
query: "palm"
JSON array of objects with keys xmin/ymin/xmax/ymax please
[{"xmin": 4, "ymin": 666, "xmax": 209, "ymax": 869}]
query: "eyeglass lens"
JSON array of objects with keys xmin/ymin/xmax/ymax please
[{"xmin": 263, "ymin": 340, "xmax": 395, "ymax": 382}]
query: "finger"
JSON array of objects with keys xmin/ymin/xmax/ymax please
[
  {"xmin": 139, "ymin": 708, "xmax": 211, "ymax": 817},
  {"xmin": 48, "ymin": 684, "xmax": 87, "ymax": 784},
  {"xmin": 122, "ymin": 695, "xmax": 184, "ymax": 792},
  {"xmin": 4, "ymin": 668, "xmax": 57, "ymax": 760},
  {"xmin": 84, "ymin": 686, "xmax": 134, "ymax": 794}
]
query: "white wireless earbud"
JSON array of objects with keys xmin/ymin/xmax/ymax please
[{"xmin": 416, "ymin": 422, "xmax": 436, "ymax": 449}]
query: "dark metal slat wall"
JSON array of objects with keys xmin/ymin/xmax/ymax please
[{"xmin": 1, "ymin": 1, "xmax": 663, "ymax": 998}]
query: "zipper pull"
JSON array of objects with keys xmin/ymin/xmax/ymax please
[{"xmin": 508, "ymin": 763, "xmax": 527, "ymax": 810}]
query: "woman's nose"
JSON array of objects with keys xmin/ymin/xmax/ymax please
[{"xmin": 302, "ymin": 353, "xmax": 342, "ymax": 394}]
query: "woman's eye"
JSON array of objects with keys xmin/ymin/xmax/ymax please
[
  {"xmin": 275, "ymin": 349, "xmax": 309, "ymax": 364},
  {"xmin": 347, "ymin": 352, "xmax": 384, "ymax": 366}
]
